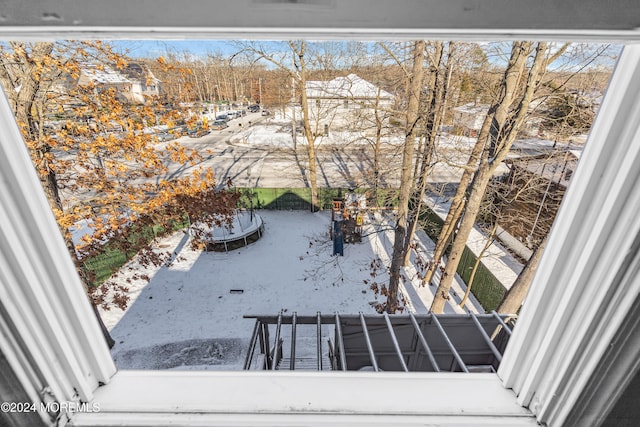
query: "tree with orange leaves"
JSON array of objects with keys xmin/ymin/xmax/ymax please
[{"xmin": 0, "ymin": 41, "xmax": 238, "ymax": 346}]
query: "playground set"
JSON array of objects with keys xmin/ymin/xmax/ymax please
[{"xmin": 330, "ymin": 192, "xmax": 367, "ymax": 256}]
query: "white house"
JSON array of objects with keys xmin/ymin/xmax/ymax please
[
  {"xmin": 452, "ymin": 102, "xmax": 490, "ymax": 137},
  {"xmin": 120, "ymin": 63, "xmax": 162, "ymax": 103},
  {"xmin": 304, "ymin": 73, "xmax": 394, "ymax": 136},
  {"xmin": 77, "ymin": 63, "xmax": 161, "ymax": 104}
]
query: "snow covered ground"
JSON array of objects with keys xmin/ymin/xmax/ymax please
[
  {"xmin": 101, "ymin": 210, "xmax": 485, "ymax": 371},
  {"xmin": 236, "ymin": 121, "xmax": 405, "ymax": 150},
  {"xmin": 227, "ymin": 116, "xmax": 570, "ymax": 187},
  {"xmin": 97, "ymin": 117, "xmax": 552, "ymax": 371}
]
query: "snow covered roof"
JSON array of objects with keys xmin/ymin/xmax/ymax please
[
  {"xmin": 80, "ymin": 63, "xmax": 131, "ymax": 85},
  {"xmin": 453, "ymin": 102, "xmax": 490, "ymax": 115},
  {"xmin": 306, "ymin": 73, "xmax": 393, "ymax": 100}
]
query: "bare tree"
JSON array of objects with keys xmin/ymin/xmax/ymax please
[
  {"xmin": 239, "ymin": 41, "xmax": 324, "ymax": 210},
  {"xmin": 423, "ymin": 41, "xmax": 536, "ymax": 292},
  {"xmin": 420, "ymin": 44, "xmax": 500, "ymax": 287},
  {"xmin": 422, "ymin": 42, "xmax": 610, "ymax": 293},
  {"xmin": 370, "ymin": 86, "xmax": 391, "ymax": 204},
  {"xmin": 403, "ymin": 41, "xmax": 457, "ymax": 267},
  {"xmin": 386, "ymin": 40, "xmax": 426, "ymax": 313},
  {"xmin": 145, "ymin": 50, "xmax": 259, "ymax": 105},
  {"xmin": 431, "ymin": 41, "xmax": 553, "ymax": 313}
]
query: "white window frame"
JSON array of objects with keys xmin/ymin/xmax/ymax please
[{"xmin": 1, "ymin": 1, "xmax": 640, "ymax": 426}]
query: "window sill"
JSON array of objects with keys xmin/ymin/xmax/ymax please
[{"xmin": 71, "ymin": 371, "xmax": 536, "ymax": 426}]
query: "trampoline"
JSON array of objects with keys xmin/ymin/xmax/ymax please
[{"xmin": 197, "ymin": 210, "xmax": 264, "ymax": 252}]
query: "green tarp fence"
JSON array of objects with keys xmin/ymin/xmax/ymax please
[
  {"xmin": 83, "ymin": 219, "xmax": 188, "ymax": 286},
  {"xmin": 235, "ymin": 187, "xmax": 399, "ymax": 210},
  {"xmin": 418, "ymin": 208, "xmax": 507, "ymax": 312}
]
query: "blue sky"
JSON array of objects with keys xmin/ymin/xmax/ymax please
[
  {"xmin": 109, "ymin": 40, "xmax": 619, "ymax": 71},
  {"xmin": 110, "ymin": 40, "xmax": 241, "ymax": 58}
]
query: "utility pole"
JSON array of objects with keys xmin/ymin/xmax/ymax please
[{"xmin": 258, "ymin": 78, "xmax": 263, "ymax": 105}]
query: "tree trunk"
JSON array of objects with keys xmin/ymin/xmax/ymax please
[
  {"xmin": 403, "ymin": 147, "xmax": 433, "ymax": 266},
  {"xmin": 403, "ymin": 42, "xmax": 452, "ymax": 267},
  {"xmin": 420, "ymin": 134, "xmax": 484, "ymax": 286},
  {"xmin": 431, "ymin": 166, "xmax": 494, "ymax": 313},
  {"xmin": 387, "ymin": 40, "xmax": 425, "ymax": 313},
  {"xmin": 240, "ymin": 41, "xmax": 320, "ymax": 211},
  {"xmin": 422, "ymin": 42, "xmax": 531, "ymax": 288},
  {"xmin": 296, "ymin": 42, "xmax": 320, "ymax": 212},
  {"xmin": 460, "ymin": 222, "xmax": 498, "ymax": 308},
  {"xmin": 372, "ymin": 87, "xmax": 383, "ymax": 206},
  {"xmin": 431, "ymin": 41, "xmax": 543, "ymax": 313},
  {"xmin": 496, "ymin": 233, "xmax": 548, "ymax": 314}
]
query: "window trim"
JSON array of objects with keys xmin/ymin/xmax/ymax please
[
  {"xmin": 0, "ymin": 0, "xmax": 640, "ymax": 41},
  {"xmin": 498, "ymin": 43, "xmax": 640, "ymax": 426},
  {"xmin": 1, "ymin": 2, "xmax": 640, "ymax": 426},
  {"xmin": 0, "ymin": 81, "xmax": 116, "ymax": 425}
]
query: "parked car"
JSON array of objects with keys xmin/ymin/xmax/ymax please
[
  {"xmin": 170, "ymin": 125, "xmax": 186, "ymax": 136},
  {"xmin": 216, "ymin": 114, "xmax": 229, "ymax": 122},
  {"xmin": 261, "ymin": 110, "xmax": 271, "ymax": 116},
  {"xmin": 187, "ymin": 126, "xmax": 210, "ymax": 138},
  {"xmin": 248, "ymin": 104, "xmax": 260, "ymax": 113},
  {"xmin": 211, "ymin": 120, "xmax": 229, "ymax": 130},
  {"xmin": 155, "ymin": 131, "xmax": 175, "ymax": 142}
]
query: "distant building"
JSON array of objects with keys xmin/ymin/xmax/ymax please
[
  {"xmin": 76, "ymin": 63, "xmax": 161, "ymax": 104},
  {"xmin": 120, "ymin": 63, "xmax": 162, "ymax": 103},
  {"xmin": 452, "ymin": 102, "xmax": 490, "ymax": 137},
  {"xmin": 453, "ymin": 100, "xmax": 546, "ymax": 138},
  {"xmin": 303, "ymin": 73, "xmax": 394, "ymax": 136},
  {"xmin": 76, "ymin": 63, "xmax": 132, "ymax": 97}
]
